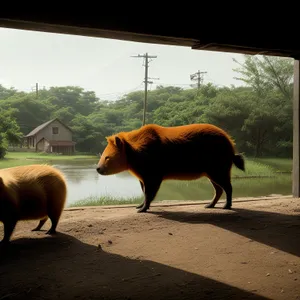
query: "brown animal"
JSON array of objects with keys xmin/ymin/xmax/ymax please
[
  {"xmin": 0, "ymin": 164, "xmax": 67, "ymax": 244},
  {"xmin": 96, "ymin": 123, "xmax": 245, "ymax": 213}
]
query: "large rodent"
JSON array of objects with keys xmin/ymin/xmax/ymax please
[
  {"xmin": 96, "ymin": 123, "xmax": 245, "ymax": 213},
  {"xmin": 0, "ymin": 164, "xmax": 67, "ymax": 244}
]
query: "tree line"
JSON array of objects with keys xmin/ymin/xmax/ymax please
[{"xmin": 0, "ymin": 55, "xmax": 294, "ymax": 159}]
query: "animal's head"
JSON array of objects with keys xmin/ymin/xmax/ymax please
[{"xmin": 96, "ymin": 135, "xmax": 128, "ymax": 175}]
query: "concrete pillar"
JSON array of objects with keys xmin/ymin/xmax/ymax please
[{"xmin": 293, "ymin": 60, "xmax": 300, "ymax": 197}]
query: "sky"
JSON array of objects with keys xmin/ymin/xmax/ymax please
[{"xmin": 0, "ymin": 27, "xmax": 246, "ymax": 101}]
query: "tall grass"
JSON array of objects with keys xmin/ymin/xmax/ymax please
[
  {"xmin": 70, "ymin": 195, "xmax": 144, "ymax": 207},
  {"xmin": 251, "ymin": 157, "xmax": 292, "ymax": 173},
  {"xmin": 232, "ymin": 159, "xmax": 275, "ymax": 177}
]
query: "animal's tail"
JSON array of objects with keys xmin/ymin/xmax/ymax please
[{"xmin": 233, "ymin": 153, "xmax": 245, "ymax": 171}]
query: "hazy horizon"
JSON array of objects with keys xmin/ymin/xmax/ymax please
[{"xmin": 0, "ymin": 27, "xmax": 246, "ymax": 101}]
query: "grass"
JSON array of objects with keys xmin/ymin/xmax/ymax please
[
  {"xmin": 69, "ymin": 195, "xmax": 144, "ymax": 207},
  {"xmin": 0, "ymin": 152, "xmax": 98, "ymax": 168},
  {"xmin": 232, "ymin": 159, "xmax": 275, "ymax": 177},
  {"xmin": 251, "ymin": 157, "xmax": 292, "ymax": 173},
  {"xmin": 6, "ymin": 152, "xmax": 98, "ymax": 160}
]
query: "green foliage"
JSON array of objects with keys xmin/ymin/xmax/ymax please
[
  {"xmin": 233, "ymin": 55, "xmax": 293, "ymax": 100},
  {"xmin": 70, "ymin": 114, "xmax": 106, "ymax": 154},
  {"xmin": 0, "ymin": 107, "xmax": 23, "ymax": 158},
  {"xmin": 0, "ymin": 84, "xmax": 17, "ymax": 100},
  {"xmin": 0, "ymin": 134, "xmax": 8, "ymax": 159},
  {"xmin": 0, "ymin": 55, "xmax": 294, "ymax": 158},
  {"xmin": 0, "ymin": 94, "xmax": 52, "ymax": 134}
]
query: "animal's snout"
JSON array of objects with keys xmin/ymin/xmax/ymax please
[
  {"xmin": 96, "ymin": 166, "xmax": 105, "ymax": 175},
  {"xmin": 96, "ymin": 167, "xmax": 103, "ymax": 175}
]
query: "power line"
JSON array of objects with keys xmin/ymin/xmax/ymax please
[
  {"xmin": 131, "ymin": 53, "xmax": 158, "ymax": 126},
  {"xmin": 96, "ymin": 82, "xmax": 144, "ymax": 100}
]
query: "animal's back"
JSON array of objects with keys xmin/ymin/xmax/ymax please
[
  {"xmin": 129, "ymin": 123, "xmax": 236, "ymax": 149},
  {"xmin": 0, "ymin": 164, "xmax": 67, "ymax": 220},
  {"xmin": 123, "ymin": 123, "xmax": 239, "ymax": 181},
  {"xmin": 137, "ymin": 123, "xmax": 235, "ymax": 169},
  {"xmin": 158, "ymin": 123, "xmax": 234, "ymax": 141}
]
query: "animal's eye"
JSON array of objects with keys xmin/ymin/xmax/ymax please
[{"xmin": 105, "ymin": 156, "xmax": 110, "ymax": 161}]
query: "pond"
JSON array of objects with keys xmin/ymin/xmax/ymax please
[
  {"xmin": 53, "ymin": 160, "xmax": 142, "ymax": 205},
  {"xmin": 51, "ymin": 159, "xmax": 293, "ymax": 206}
]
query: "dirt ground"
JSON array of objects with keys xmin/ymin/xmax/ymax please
[{"xmin": 0, "ymin": 196, "xmax": 300, "ymax": 300}]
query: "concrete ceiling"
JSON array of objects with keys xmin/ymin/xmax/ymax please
[{"xmin": 0, "ymin": 13, "xmax": 299, "ymax": 59}]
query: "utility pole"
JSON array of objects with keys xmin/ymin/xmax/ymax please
[
  {"xmin": 131, "ymin": 53, "xmax": 157, "ymax": 126},
  {"xmin": 190, "ymin": 70, "xmax": 207, "ymax": 93},
  {"xmin": 35, "ymin": 82, "xmax": 39, "ymax": 99}
]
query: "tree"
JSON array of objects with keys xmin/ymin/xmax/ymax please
[
  {"xmin": 0, "ymin": 84, "xmax": 18, "ymax": 100},
  {"xmin": 70, "ymin": 114, "xmax": 106, "ymax": 153},
  {"xmin": 0, "ymin": 95, "xmax": 51, "ymax": 135},
  {"xmin": 0, "ymin": 80, "xmax": 293, "ymax": 157},
  {"xmin": 231, "ymin": 55, "xmax": 293, "ymax": 156},
  {"xmin": 0, "ymin": 108, "xmax": 23, "ymax": 158},
  {"xmin": 46, "ymin": 86, "xmax": 99, "ymax": 116}
]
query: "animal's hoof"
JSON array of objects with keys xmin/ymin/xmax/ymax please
[
  {"xmin": 137, "ymin": 205, "xmax": 148, "ymax": 213},
  {"xmin": 222, "ymin": 204, "xmax": 232, "ymax": 210},
  {"xmin": 204, "ymin": 203, "xmax": 215, "ymax": 208},
  {"xmin": 136, "ymin": 202, "xmax": 144, "ymax": 209},
  {"xmin": 46, "ymin": 229, "xmax": 56, "ymax": 235}
]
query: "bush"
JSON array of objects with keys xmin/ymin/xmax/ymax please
[{"xmin": 0, "ymin": 135, "xmax": 8, "ymax": 159}]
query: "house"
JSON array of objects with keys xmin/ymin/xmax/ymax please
[{"xmin": 24, "ymin": 118, "xmax": 76, "ymax": 155}]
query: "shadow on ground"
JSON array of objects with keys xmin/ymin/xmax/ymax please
[
  {"xmin": 0, "ymin": 232, "xmax": 267, "ymax": 300},
  {"xmin": 150, "ymin": 207, "xmax": 300, "ymax": 257}
]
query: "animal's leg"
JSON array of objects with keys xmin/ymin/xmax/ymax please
[
  {"xmin": 45, "ymin": 200, "xmax": 64, "ymax": 235},
  {"xmin": 206, "ymin": 171, "xmax": 233, "ymax": 209},
  {"xmin": 222, "ymin": 181, "xmax": 233, "ymax": 209},
  {"xmin": 32, "ymin": 217, "xmax": 48, "ymax": 231},
  {"xmin": 46, "ymin": 215, "xmax": 59, "ymax": 235},
  {"xmin": 137, "ymin": 178, "xmax": 162, "ymax": 213},
  {"xmin": 1, "ymin": 219, "xmax": 18, "ymax": 244},
  {"xmin": 204, "ymin": 180, "xmax": 223, "ymax": 208},
  {"xmin": 136, "ymin": 180, "xmax": 145, "ymax": 209}
]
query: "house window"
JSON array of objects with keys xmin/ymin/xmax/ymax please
[{"xmin": 52, "ymin": 127, "xmax": 59, "ymax": 134}]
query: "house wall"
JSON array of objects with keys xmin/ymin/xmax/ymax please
[
  {"xmin": 52, "ymin": 145, "xmax": 75, "ymax": 155},
  {"xmin": 35, "ymin": 120, "xmax": 72, "ymax": 144},
  {"xmin": 36, "ymin": 139, "xmax": 50, "ymax": 152},
  {"xmin": 26, "ymin": 136, "xmax": 35, "ymax": 149},
  {"xmin": 36, "ymin": 138, "xmax": 45, "ymax": 151}
]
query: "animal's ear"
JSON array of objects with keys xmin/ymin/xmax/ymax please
[{"xmin": 115, "ymin": 136, "xmax": 123, "ymax": 149}]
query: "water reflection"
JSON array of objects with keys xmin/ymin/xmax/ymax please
[{"xmin": 52, "ymin": 160, "xmax": 142, "ymax": 205}]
